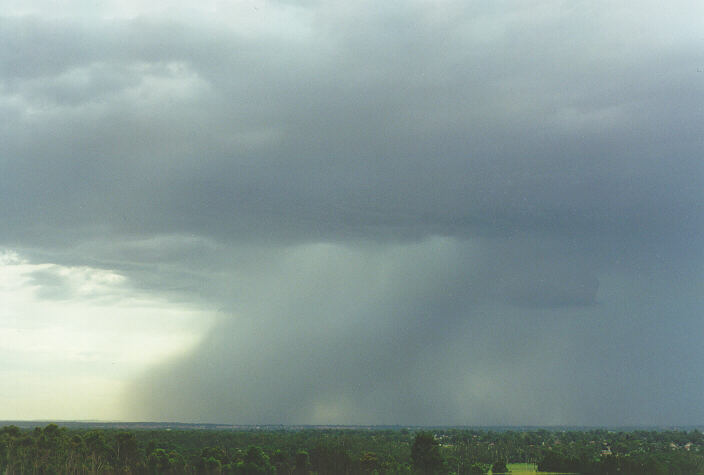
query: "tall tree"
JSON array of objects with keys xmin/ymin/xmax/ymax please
[{"xmin": 411, "ymin": 432, "xmax": 445, "ymax": 475}]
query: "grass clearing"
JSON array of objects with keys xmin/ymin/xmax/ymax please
[
  {"xmin": 500, "ymin": 463, "xmax": 576, "ymax": 474},
  {"xmin": 506, "ymin": 463, "xmax": 538, "ymax": 473}
]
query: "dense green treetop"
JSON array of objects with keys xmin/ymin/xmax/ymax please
[{"xmin": 0, "ymin": 424, "xmax": 702, "ymax": 474}]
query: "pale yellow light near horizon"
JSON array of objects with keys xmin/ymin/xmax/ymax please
[{"xmin": 0, "ymin": 250, "xmax": 215, "ymax": 421}]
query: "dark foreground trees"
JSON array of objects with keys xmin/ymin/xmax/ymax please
[
  {"xmin": 410, "ymin": 432, "xmax": 445, "ymax": 474},
  {"xmin": 1, "ymin": 424, "xmax": 703, "ymax": 474},
  {"xmin": 491, "ymin": 460, "xmax": 508, "ymax": 473}
]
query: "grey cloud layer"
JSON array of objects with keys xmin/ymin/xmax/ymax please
[
  {"xmin": 1, "ymin": 1, "xmax": 702, "ymax": 424},
  {"xmin": 2, "ymin": 3, "xmax": 702, "ymax": 246}
]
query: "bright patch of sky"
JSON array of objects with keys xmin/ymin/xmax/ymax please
[{"xmin": 0, "ymin": 250, "xmax": 213, "ymax": 420}]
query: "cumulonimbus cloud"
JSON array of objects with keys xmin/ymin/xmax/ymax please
[{"xmin": 1, "ymin": 0, "xmax": 702, "ymax": 424}]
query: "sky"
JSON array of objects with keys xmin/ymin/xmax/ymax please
[{"xmin": 0, "ymin": 0, "xmax": 702, "ymax": 425}]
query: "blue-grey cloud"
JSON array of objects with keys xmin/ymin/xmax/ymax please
[{"xmin": 1, "ymin": 0, "xmax": 702, "ymax": 424}]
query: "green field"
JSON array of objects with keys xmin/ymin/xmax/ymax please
[
  {"xmin": 500, "ymin": 463, "xmax": 576, "ymax": 475},
  {"xmin": 505, "ymin": 463, "xmax": 539, "ymax": 474}
]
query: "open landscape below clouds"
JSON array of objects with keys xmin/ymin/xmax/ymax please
[{"xmin": 2, "ymin": 423, "xmax": 704, "ymax": 473}]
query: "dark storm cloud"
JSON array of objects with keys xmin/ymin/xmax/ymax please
[
  {"xmin": 1, "ymin": 1, "xmax": 703, "ymax": 424},
  {"xmin": 2, "ymin": 4, "xmax": 702, "ymax": 247}
]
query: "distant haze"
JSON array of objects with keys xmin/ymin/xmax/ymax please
[{"xmin": 0, "ymin": 0, "xmax": 702, "ymax": 425}]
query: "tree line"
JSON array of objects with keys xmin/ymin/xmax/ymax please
[{"xmin": 1, "ymin": 424, "xmax": 703, "ymax": 474}]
